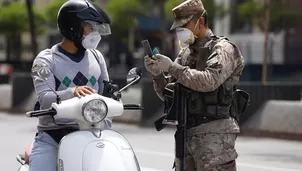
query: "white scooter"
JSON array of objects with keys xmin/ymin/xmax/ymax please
[{"xmin": 16, "ymin": 66, "xmax": 144, "ymax": 171}]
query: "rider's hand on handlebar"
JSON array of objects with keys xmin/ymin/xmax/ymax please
[{"xmin": 74, "ymin": 86, "xmax": 96, "ymax": 97}]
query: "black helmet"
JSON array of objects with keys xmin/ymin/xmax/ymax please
[{"xmin": 57, "ymin": 0, "xmax": 111, "ymax": 48}]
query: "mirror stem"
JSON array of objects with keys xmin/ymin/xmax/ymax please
[
  {"xmin": 118, "ymin": 76, "xmax": 140, "ymax": 93},
  {"xmin": 45, "ymin": 82, "xmax": 61, "ymax": 104}
]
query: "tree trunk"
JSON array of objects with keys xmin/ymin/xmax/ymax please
[
  {"xmin": 26, "ymin": 0, "xmax": 38, "ymax": 57},
  {"xmin": 283, "ymin": 30, "xmax": 289, "ymax": 64},
  {"xmin": 12, "ymin": 35, "xmax": 22, "ymax": 61},
  {"xmin": 128, "ymin": 27, "xmax": 135, "ymax": 53},
  {"xmin": 6, "ymin": 35, "xmax": 21, "ymax": 62},
  {"xmin": 156, "ymin": 0, "xmax": 168, "ymax": 55},
  {"xmin": 5, "ymin": 36, "xmax": 11, "ymax": 61},
  {"xmin": 127, "ymin": 28, "xmax": 135, "ymax": 71},
  {"xmin": 262, "ymin": 0, "xmax": 270, "ymax": 86}
]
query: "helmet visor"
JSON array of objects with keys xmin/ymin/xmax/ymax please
[{"xmin": 82, "ymin": 20, "xmax": 111, "ymax": 36}]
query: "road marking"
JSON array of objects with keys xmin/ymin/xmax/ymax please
[
  {"xmin": 141, "ymin": 167, "xmax": 164, "ymax": 171},
  {"xmin": 237, "ymin": 163, "xmax": 301, "ymax": 171},
  {"xmin": 136, "ymin": 149, "xmax": 173, "ymax": 157},
  {"xmin": 135, "ymin": 149, "xmax": 300, "ymax": 171}
]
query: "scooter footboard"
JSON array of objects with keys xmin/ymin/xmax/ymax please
[{"xmin": 57, "ymin": 130, "xmax": 140, "ymax": 171}]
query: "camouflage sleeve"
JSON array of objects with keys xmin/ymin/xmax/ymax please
[
  {"xmin": 152, "ymin": 57, "xmax": 181, "ymax": 101},
  {"xmin": 152, "ymin": 74, "xmax": 167, "ymax": 101},
  {"xmin": 168, "ymin": 41, "xmax": 244, "ymax": 92}
]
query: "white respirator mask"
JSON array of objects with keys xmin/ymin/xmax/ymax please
[
  {"xmin": 176, "ymin": 27, "xmax": 196, "ymax": 48},
  {"xmin": 81, "ymin": 31, "xmax": 102, "ymax": 49},
  {"xmin": 81, "ymin": 20, "xmax": 111, "ymax": 49}
]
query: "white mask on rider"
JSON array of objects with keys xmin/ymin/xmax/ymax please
[{"xmin": 81, "ymin": 31, "xmax": 102, "ymax": 49}]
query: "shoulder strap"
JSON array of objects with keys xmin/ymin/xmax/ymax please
[
  {"xmin": 205, "ymin": 36, "xmax": 229, "ymax": 52},
  {"xmin": 90, "ymin": 49, "xmax": 101, "ymax": 66},
  {"xmin": 89, "ymin": 49, "xmax": 105, "ymax": 95},
  {"xmin": 216, "ymin": 36, "xmax": 243, "ymax": 58}
]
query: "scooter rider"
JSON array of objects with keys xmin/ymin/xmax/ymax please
[{"xmin": 29, "ymin": 1, "xmax": 112, "ymax": 171}]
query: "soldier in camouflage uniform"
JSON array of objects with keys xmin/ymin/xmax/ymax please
[{"xmin": 144, "ymin": 0, "xmax": 245, "ymax": 170}]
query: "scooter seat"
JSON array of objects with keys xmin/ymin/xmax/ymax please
[{"xmin": 24, "ymin": 142, "xmax": 34, "ymax": 164}]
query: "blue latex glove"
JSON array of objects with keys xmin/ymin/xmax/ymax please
[{"xmin": 153, "ymin": 48, "xmax": 159, "ymax": 55}]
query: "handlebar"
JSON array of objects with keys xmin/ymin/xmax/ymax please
[
  {"xmin": 26, "ymin": 104, "xmax": 142, "ymax": 118},
  {"xmin": 26, "ymin": 108, "xmax": 57, "ymax": 117},
  {"xmin": 123, "ymin": 104, "xmax": 144, "ymax": 110}
]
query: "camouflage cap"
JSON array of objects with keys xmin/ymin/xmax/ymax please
[{"xmin": 170, "ymin": 0, "xmax": 205, "ymax": 30}]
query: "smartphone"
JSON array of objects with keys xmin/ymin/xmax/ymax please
[{"xmin": 141, "ymin": 40, "xmax": 153, "ymax": 57}]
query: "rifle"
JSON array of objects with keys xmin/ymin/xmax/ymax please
[{"xmin": 154, "ymin": 83, "xmax": 189, "ymax": 171}]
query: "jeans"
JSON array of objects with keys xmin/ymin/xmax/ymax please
[
  {"xmin": 29, "ymin": 119, "xmax": 112, "ymax": 171},
  {"xmin": 29, "ymin": 131, "xmax": 58, "ymax": 171}
]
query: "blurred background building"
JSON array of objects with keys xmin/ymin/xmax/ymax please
[
  {"xmin": 0, "ymin": 0, "xmax": 302, "ymax": 82},
  {"xmin": 1, "ymin": 0, "xmax": 302, "ymax": 147}
]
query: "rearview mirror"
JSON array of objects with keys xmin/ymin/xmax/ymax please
[{"xmin": 126, "ymin": 67, "xmax": 142, "ymax": 85}]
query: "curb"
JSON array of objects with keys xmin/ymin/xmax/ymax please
[{"xmin": 240, "ymin": 129, "xmax": 302, "ymax": 141}]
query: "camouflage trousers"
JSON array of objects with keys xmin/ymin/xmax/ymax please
[{"xmin": 174, "ymin": 133, "xmax": 238, "ymax": 171}]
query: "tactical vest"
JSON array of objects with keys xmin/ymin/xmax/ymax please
[
  {"xmin": 191, "ymin": 36, "xmax": 234, "ymax": 115},
  {"xmin": 164, "ymin": 36, "xmax": 238, "ymax": 119}
]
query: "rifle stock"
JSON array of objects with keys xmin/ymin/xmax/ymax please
[
  {"xmin": 154, "ymin": 114, "xmax": 167, "ymax": 131},
  {"xmin": 154, "ymin": 83, "xmax": 188, "ymax": 171},
  {"xmin": 177, "ymin": 84, "xmax": 187, "ymax": 171},
  {"xmin": 163, "ymin": 86, "xmax": 179, "ymax": 125}
]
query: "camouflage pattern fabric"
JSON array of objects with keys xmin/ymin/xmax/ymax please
[
  {"xmin": 152, "ymin": 0, "xmax": 245, "ymax": 169},
  {"xmin": 152, "ymin": 30, "xmax": 244, "ymax": 171},
  {"xmin": 152, "ymin": 55, "xmax": 182, "ymax": 101},
  {"xmin": 171, "ymin": 0, "xmax": 205, "ymax": 30},
  {"xmin": 168, "ymin": 29, "xmax": 245, "ymax": 93},
  {"xmin": 153, "ymin": 29, "xmax": 244, "ymax": 134},
  {"xmin": 152, "ymin": 29, "xmax": 244, "ymax": 170},
  {"xmin": 174, "ymin": 133, "xmax": 238, "ymax": 171}
]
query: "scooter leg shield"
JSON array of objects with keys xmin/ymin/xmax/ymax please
[{"xmin": 57, "ymin": 130, "xmax": 141, "ymax": 171}]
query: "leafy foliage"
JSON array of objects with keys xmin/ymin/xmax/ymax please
[
  {"xmin": 0, "ymin": 1, "xmax": 47, "ymax": 37},
  {"xmin": 238, "ymin": 0, "xmax": 298, "ymax": 33},
  {"xmin": 164, "ymin": 0, "xmax": 228, "ymax": 20},
  {"xmin": 106, "ymin": 0, "xmax": 150, "ymax": 31},
  {"xmin": 44, "ymin": 0, "xmax": 66, "ymax": 27}
]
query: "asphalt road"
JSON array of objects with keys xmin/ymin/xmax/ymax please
[{"xmin": 1, "ymin": 113, "xmax": 302, "ymax": 171}]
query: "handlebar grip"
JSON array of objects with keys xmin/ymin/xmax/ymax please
[
  {"xmin": 26, "ymin": 108, "xmax": 57, "ymax": 117},
  {"xmin": 124, "ymin": 104, "xmax": 144, "ymax": 110}
]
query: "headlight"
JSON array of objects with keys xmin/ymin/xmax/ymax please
[{"xmin": 82, "ymin": 99, "xmax": 108, "ymax": 124}]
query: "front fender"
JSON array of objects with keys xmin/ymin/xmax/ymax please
[
  {"xmin": 57, "ymin": 130, "xmax": 140, "ymax": 171},
  {"xmin": 17, "ymin": 164, "xmax": 29, "ymax": 171}
]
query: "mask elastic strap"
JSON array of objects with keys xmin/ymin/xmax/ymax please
[
  {"xmin": 178, "ymin": 40, "xmax": 188, "ymax": 49},
  {"xmin": 191, "ymin": 10, "xmax": 206, "ymax": 38},
  {"xmin": 178, "ymin": 40, "xmax": 190, "ymax": 58}
]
